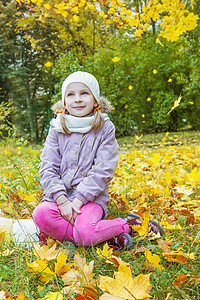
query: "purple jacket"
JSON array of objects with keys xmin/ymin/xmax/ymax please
[{"xmin": 39, "ymin": 119, "xmax": 119, "ymax": 216}]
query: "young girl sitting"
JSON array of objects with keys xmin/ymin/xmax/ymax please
[
  {"xmin": 32, "ymin": 71, "xmax": 164, "ymax": 249},
  {"xmin": 0, "ymin": 71, "xmax": 164, "ymax": 249}
]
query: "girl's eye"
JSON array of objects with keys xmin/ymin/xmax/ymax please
[
  {"xmin": 82, "ymin": 92, "xmax": 88, "ymax": 95},
  {"xmin": 67, "ymin": 93, "xmax": 74, "ymax": 97}
]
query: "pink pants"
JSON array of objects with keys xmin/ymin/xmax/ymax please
[{"xmin": 33, "ymin": 201, "xmax": 129, "ymax": 246}]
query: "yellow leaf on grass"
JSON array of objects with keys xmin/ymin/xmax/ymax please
[
  {"xmin": 55, "ymin": 253, "xmax": 73, "ymax": 276},
  {"xmin": 27, "ymin": 259, "xmax": 54, "ymax": 283},
  {"xmin": 163, "ymin": 250, "xmax": 195, "ymax": 263},
  {"xmin": 42, "ymin": 292, "xmax": 63, "ymax": 300},
  {"xmin": 33, "ymin": 243, "xmax": 64, "ymax": 261},
  {"xmin": 99, "ymin": 264, "xmax": 151, "ymax": 299},
  {"xmin": 61, "ymin": 254, "xmax": 95, "ymax": 288},
  {"xmin": 145, "ymin": 249, "xmax": 165, "ymax": 271},
  {"xmin": 160, "ymin": 221, "xmax": 182, "ymax": 230},
  {"xmin": 16, "ymin": 292, "xmax": 25, "ymax": 300},
  {"xmin": 96, "ymin": 243, "xmax": 113, "ymax": 259}
]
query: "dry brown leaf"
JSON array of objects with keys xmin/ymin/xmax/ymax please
[{"xmin": 157, "ymin": 239, "xmax": 171, "ymax": 253}]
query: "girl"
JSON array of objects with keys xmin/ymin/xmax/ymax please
[
  {"xmin": 0, "ymin": 71, "xmax": 164, "ymax": 249},
  {"xmin": 32, "ymin": 71, "xmax": 164, "ymax": 249}
]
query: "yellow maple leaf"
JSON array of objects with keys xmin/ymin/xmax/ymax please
[
  {"xmin": 42, "ymin": 292, "xmax": 63, "ymax": 300},
  {"xmin": 132, "ymin": 211, "xmax": 150, "ymax": 238},
  {"xmin": 61, "ymin": 254, "xmax": 95, "ymax": 289},
  {"xmin": 145, "ymin": 249, "xmax": 165, "ymax": 271},
  {"xmin": 99, "ymin": 264, "xmax": 151, "ymax": 299},
  {"xmin": 96, "ymin": 243, "xmax": 113, "ymax": 259},
  {"xmin": 26, "ymin": 259, "xmax": 54, "ymax": 283},
  {"xmin": 33, "ymin": 243, "xmax": 65, "ymax": 261},
  {"xmin": 55, "ymin": 253, "xmax": 73, "ymax": 276}
]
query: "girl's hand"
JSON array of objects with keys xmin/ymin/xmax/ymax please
[
  {"xmin": 56, "ymin": 195, "xmax": 81, "ymax": 224},
  {"xmin": 72, "ymin": 197, "xmax": 83, "ymax": 220}
]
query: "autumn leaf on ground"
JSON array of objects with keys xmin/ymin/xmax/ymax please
[
  {"xmin": 55, "ymin": 252, "xmax": 73, "ymax": 276},
  {"xmin": 26, "ymin": 258, "xmax": 54, "ymax": 283},
  {"xmin": 96, "ymin": 243, "xmax": 113, "ymax": 259},
  {"xmin": 75, "ymin": 286, "xmax": 100, "ymax": 300},
  {"xmin": 0, "ymin": 232, "xmax": 6, "ymax": 244},
  {"xmin": 145, "ymin": 249, "xmax": 165, "ymax": 271},
  {"xmin": 163, "ymin": 249, "xmax": 195, "ymax": 263},
  {"xmin": 96, "ymin": 243, "xmax": 129, "ymax": 266},
  {"xmin": 42, "ymin": 292, "xmax": 63, "ymax": 300},
  {"xmin": 99, "ymin": 264, "xmax": 152, "ymax": 299},
  {"xmin": 160, "ymin": 221, "xmax": 182, "ymax": 230},
  {"xmin": 157, "ymin": 239, "xmax": 171, "ymax": 253},
  {"xmin": 174, "ymin": 273, "xmax": 188, "ymax": 286},
  {"xmin": 132, "ymin": 211, "xmax": 150, "ymax": 238},
  {"xmin": 61, "ymin": 254, "xmax": 96, "ymax": 296},
  {"xmin": 174, "ymin": 185, "xmax": 193, "ymax": 199},
  {"xmin": 33, "ymin": 243, "xmax": 67, "ymax": 261}
]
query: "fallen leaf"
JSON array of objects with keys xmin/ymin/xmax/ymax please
[
  {"xmin": 55, "ymin": 253, "xmax": 73, "ymax": 276},
  {"xmin": 99, "ymin": 264, "xmax": 151, "ymax": 299},
  {"xmin": 132, "ymin": 211, "xmax": 150, "ymax": 238},
  {"xmin": 163, "ymin": 250, "xmax": 195, "ymax": 263},
  {"xmin": 157, "ymin": 239, "xmax": 171, "ymax": 253},
  {"xmin": 174, "ymin": 273, "xmax": 188, "ymax": 286},
  {"xmin": 144, "ymin": 249, "xmax": 165, "ymax": 271},
  {"xmin": 42, "ymin": 292, "xmax": 63, "ymax": 299},
  {"xmin": 26, "ymin": 259, "xmax": 54, "ymax": 283},
  {"xmin": 75, "ymin": 286, "xmax": 100, "ymax": 300},
  {"xmin": 96, "ymin": 243, "xmax": 113, "ymax": 259},
  {"xmin": 33, "ymin": 243, "xmax": 65, "ymax": 261}
]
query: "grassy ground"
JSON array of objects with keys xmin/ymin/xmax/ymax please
[{"xmin": 0, "ymin": 131, "xmax": 200, "ymax": 299}]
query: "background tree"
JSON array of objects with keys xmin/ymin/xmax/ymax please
[{"xmin": 0, "ymin": 0, "xmax": 199, "ymax": 141}]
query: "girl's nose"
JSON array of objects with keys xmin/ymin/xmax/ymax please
[{"xmin": 74, "ymin": 94, "xmax": 82, "ymax": 102}]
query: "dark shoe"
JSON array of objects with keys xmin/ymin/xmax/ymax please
[
  {"xmin": 124, "ymin": 213, "xmax": 165, "ymax": 237},
  {"xmin": 108, "ymin": 233, "xmax": 133, "ymax": 250}
]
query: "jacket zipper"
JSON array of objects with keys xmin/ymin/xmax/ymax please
[{"xmin": 69, "ymin": 134, "xmax": 84, "ymax": 188}]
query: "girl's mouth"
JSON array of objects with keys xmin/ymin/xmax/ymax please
[{"xmin": 73, "ymin": 106, "xmax": 85, "ymax": 110}]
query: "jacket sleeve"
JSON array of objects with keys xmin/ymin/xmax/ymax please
[
  {"xmin": 39, "ymin": 126, "xmax": 67, "ymax": 201},
  {"xmin": 76, "ymin": 122, "xmax": 119, "ymax": 204}
]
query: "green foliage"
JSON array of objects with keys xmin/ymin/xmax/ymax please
[
  {"xmin": 0, "ymin": 102, "xmax": 13, "ymax": 137},
  {"xmin": 84, "ymin": 34, "xmax": 200, "ymax": 135}
]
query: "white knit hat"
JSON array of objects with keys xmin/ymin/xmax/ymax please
[{"xmin": 62, "ymin": 71, "xmax": 100, "ymax": 106}]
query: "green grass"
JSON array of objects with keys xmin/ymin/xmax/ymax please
[{"xmin": 0, "ymin": 132, "xmax": 200, "ymax": 299}]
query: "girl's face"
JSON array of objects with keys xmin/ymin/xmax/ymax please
[{"xmin": 65, "ymin": 83, "xmax": 97, "ymax": 117}]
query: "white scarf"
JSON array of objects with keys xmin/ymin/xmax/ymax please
[{"xmin": 50, "ymin": 113, "xmax": 110, "ymax": 134}]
